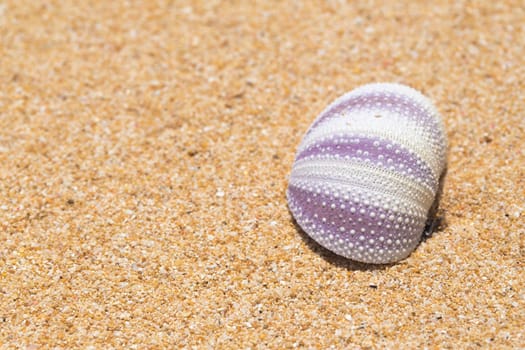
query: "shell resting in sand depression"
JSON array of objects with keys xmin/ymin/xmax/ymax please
[{"xmin": 287, "ymin": 83, "xmax": 447, "ymax": 264}]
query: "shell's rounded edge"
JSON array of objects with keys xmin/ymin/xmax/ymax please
[
  {"xmin": 306, "ymin": 83, "xmax": 440, "ymax": 130},
  {"xmin": 286, "ymin": 183, "xmax": 423, "ymax": 264},
  {"xmin": 287, "ymin": 83, "xmax": 448, "ymax": 264}
]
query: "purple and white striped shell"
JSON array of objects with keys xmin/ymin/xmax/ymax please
[{"xmin": 287, "ymin": 83, "xmax": 447, "ymax": 264}]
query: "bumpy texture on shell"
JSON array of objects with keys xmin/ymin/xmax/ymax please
[{"xmin": 287, "ymin": 83, "xmax": 447, "ymax": 264}]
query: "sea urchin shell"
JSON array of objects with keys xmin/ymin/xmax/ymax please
[{"xmin": 287, "ymin": 83, "xmax": 447, "ymax": 264}]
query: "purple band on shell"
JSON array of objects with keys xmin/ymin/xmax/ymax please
[
  {"xmin": 288, "ymin": 183, "xmax": 424, "ymax": 256},
  {"xmin": 295, "ymin": 135, "xmax": 437, "ymax": 188}
]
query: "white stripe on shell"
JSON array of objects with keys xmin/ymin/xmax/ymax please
[{"xmin": 290, "ymin": 158, "xmax": 436, "ymax": 211}]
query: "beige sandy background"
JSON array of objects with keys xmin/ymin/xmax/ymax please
[{"xmin": 1, "ymin": 1, "xmax": 524, "ymax": 348}]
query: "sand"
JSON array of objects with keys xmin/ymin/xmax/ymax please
[{"xmin": 0, "ymin": 1, "xmax": 523, "ymax": 348}]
